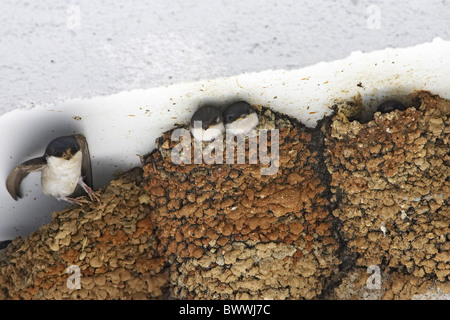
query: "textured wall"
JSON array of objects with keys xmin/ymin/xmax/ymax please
[{"xmin": 1, "ymin": 0, "xmax": 450, "ymax": 114}]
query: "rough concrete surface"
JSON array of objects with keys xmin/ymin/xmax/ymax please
[{"xmin": 0, "ymin": 91, "xmax": 448, "ymax": 299}]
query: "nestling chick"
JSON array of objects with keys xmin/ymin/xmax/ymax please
[
  {"xmin": 190, "ymin": 105, "xmax": 225, "ymax": 141},
  {"xmin": 223, "ymin": 101, "xmax": 259, "ymax": 135}
]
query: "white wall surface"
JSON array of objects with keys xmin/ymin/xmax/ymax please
[{"xmin": 1, "ymin": 0, "xmax": 450, "ymax": 114}]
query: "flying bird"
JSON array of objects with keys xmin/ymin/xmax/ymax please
[{"xmin": 6, "ymin": 134, "xmax": 99, "ymax": 205}]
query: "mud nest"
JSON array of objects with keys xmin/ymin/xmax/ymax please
[{"xmin": 0, "ymin": 91, "xmax": 448, "ymax": 300}]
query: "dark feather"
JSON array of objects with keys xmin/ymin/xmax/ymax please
[
  {"xmin": 74, "ymin": 134, "xmax": 93, "ymax": 189},
  {"xmin": 0, "ymin": 240, "xmax": 12, "ymax": 250},
  {"xmin": 6, "ymin": 156, "xmax": 47, "ymax": 200},
  {"xmin": 377, "ymin": 100, "xmax": 406, "ymax": 114},
  {"xmin": 223, "ymin": 101, "xmax": 254, "ymax": 124},
  {"xmin": 190, "ymin": 105, "xmax": 223, "ymax": 130}
]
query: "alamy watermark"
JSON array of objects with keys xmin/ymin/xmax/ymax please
[
  {"xmin": 366, "ymin": 265, "xmax": 381, "ymax": 289},
  {"xmin": 366, "ymin": 5, "xmax": 381, "ymax": 29},
  {"xmin": 170, "ymin": 126, "xmax": 280, "ymax": 175},
  {"xmin": 66, "ymin": 265, "xmax": 81, "ymax": 290},
  {"xmin": 65, "ymin": 264, "xmax": 381, "ymax": 291},
  {"xmin": 67, "ymin": 5, "xmax": 81, "ymax": 30}
]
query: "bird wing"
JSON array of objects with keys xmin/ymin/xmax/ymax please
[
  {"xmin": 6, "ymin": 156, "xmax": 47, "ymax": 200},
  {"xmin": 74, "ymin": 134, "xmax": 93, "ymax": 189}
]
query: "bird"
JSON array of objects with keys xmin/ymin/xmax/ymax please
[
  {"xmin": 376, "ymin": 100, "xmax": 406, "ymax": 114},
  {"xmin": 223, "ymin": 101, "xmax": 259, "ymax": 135},
  {"xmin": 190, "ymin": 105, "xmax": 225, "ymax": 141},
  {"xmin": 6, "ymin": 134, "xmax": 99, "ymax": 205}
]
